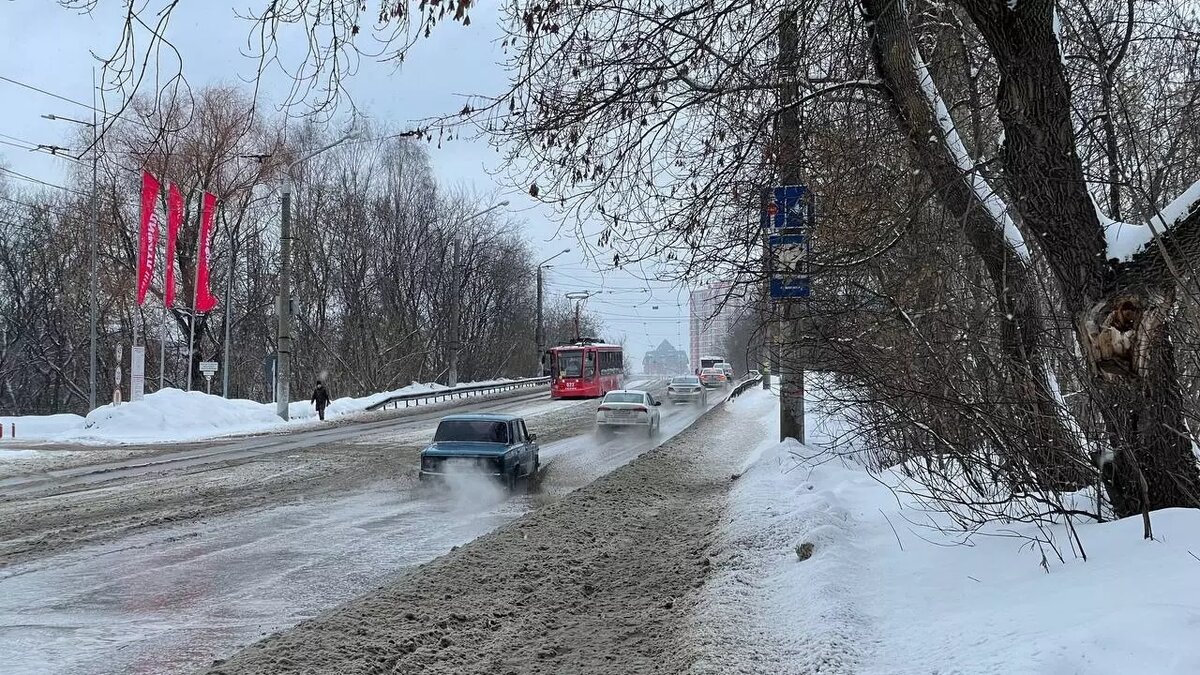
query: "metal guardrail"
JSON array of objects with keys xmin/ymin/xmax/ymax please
[
  {"xmin": 727, "ymin": 372, "xmax": 763, "ymax": 401},
  {"xmin": 366, "ymin": 377, "xmax": 551, "ymax": 412}
]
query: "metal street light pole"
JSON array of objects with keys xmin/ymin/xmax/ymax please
[
  {"xmin": 535, "ymin": 248, "xmax": 571, "ymax": 377},
  {"xmin": 446, "ymin": 200, "xmax": 510, "ymax": 388},
  {"xmin": 43, "ymin": 76, "xmax": 99, "ymax": 411},
  {"xmin": 275, "ymin": 133, "xmax": 357, "ymax": 420}
]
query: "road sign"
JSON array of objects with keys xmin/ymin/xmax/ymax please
[
  {"xmin": 130, "ymin": 346, "xmax": 146, "ymax": 401},
  {"xmin": 199, "ymin": 361, "xmax": 219, "ymax": 375},
  {"xmin": 767, "ymin": 233, "xmax": 810, "ymax": 300},
  {"xmin": 761, "ymin": 185, "xmax": 809, "ymax": 229},
  {"xmin": 770, "ymin": 276, "xmax": 811, "ymax": 299},
  {"xmin": 768, "ymin": 233, "xmax": 809, "ymax": 267},
  {"xmin": 264, "ymin": 352, "xmax": 277, "ymax": 402}
]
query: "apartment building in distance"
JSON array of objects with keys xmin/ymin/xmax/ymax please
[{"xmin": 688, "ymin": 280, "xmax": 739, "ymax": 372}]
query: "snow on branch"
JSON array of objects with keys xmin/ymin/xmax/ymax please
[
  {"xmin": 911, "ymin": 49, "xmax": 1030, "ymax": 261},
  {"xmin": 1100, "ymin": 180, "xmax": 1200, "ymax": 262},
  {"xmin": 1150, "ymin": 180, "xmax": 1200, "ymax": 232}
]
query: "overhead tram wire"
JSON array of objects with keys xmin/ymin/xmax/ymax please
[
  {"xmin": 0, "ymin": 166, "xmax": 88, "ymax": 196},
  {"xmin": 0, "ymin": 72, "xmax": 189, "ymax": 163},
  {"xmin": 0, "ymin": 139, "xmax": 37, "ymax": 152},
  {"xmin": 0, "ymin": 74, "xmax": 98, "ymax": 113}
]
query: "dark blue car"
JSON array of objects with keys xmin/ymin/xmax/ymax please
[{"xmin": 418, "ymin": 413, "xmax": 540, "ymax": 490}]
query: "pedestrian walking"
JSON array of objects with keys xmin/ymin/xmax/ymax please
[{"xmin": 311, "ymin": 381, "xmax": 331, "ymax": 421}]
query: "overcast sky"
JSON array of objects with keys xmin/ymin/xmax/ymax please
[{"xmin": 0, "ymin": 0, "xmax": 692, "ymax": 367}]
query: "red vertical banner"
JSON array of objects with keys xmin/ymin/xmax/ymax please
[
  {"xmin": 164, "ymin": 183, "xmax": 183, "ymax": 308},
  {"xmin": 194, "ymin": 191, "xmax": 219, "ymax": 313},
  {"xmin": 136, "ymin": 171, "xmax": 161, "ymax": 305}
]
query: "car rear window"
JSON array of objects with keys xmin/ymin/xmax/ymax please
[
  {"xmin": 671, "ymin": 377, "xmax": 700, "ymax": 385},
  {"xmin": 603, "ymin": 392, "xmax": 646, "ymax": 404},
  {"xmin": 434, "ymin": 420, "xmax": 510, "ymax": 443},
  {"xmin": 702, "ymin": 369, "xmax": 721, "ymax": 375}
]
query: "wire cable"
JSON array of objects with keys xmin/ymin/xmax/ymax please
[
  {"xmin": 0, "ymin": 166, "xmax": 87, "ymax": 196},
  {"xmin": 0, "ymin": 74, "xmax": 98, "ymax": 112}
]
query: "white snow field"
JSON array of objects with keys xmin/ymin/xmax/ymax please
[
  {"xmin": 691, "ymin": 382, "xmax": 1200, "ymax": 675},
  {"xmin": 0, "ymin": 379, "xmax": 515, "ymax": 446}
]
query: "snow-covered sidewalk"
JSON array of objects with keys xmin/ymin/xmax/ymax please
[
  {"xmin": 0, "ymin": 379, "xmax": 514, "ymax": 447},
  {"xmin": 690, "ymin": 383, "xmax": 1200, "ymax": 674}
]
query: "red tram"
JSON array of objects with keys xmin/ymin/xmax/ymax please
[{"xmin": 548, "ymin": 341, "xmax": 624, "ymax": 399}]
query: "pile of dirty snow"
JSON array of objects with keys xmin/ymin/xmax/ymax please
[{"xmin": 692, "ymin": 402, "xmax": 1200, "ymax": 674}]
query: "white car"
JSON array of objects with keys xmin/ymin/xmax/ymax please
[
  {"xmin": 716, "ymin": 362, "xmax": 735, "ymax": 381},
  {"xmin": 596, "ymin": 389, "xmax": 662, "ymax": 437}
]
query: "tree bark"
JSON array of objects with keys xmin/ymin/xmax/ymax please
[
  {"xmin": 863, "ymin": 0, "xmax": 1087, "ymax": 488},
  {"xmin": 952, "ymin": 0, "xmax": 1200, "ymax": 515}
]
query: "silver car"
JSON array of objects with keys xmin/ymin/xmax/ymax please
[{"xmin": 667, "ymin": 375, "xmax": 708, "ymax": 405}]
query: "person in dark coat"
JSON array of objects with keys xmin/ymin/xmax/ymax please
[{"xmin": 311, "ymin": 381, "xmax": 331, "ymax": 421}]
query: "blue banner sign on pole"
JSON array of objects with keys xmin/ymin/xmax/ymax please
[
  {"xmin": 761, "ymin": 184, "xmax": 809, "ymax": 229},
  {"xmin": 767, "ymin": 233, "xmax": 810, "ymax": 299},
  {"xmin": 770, "ymin": 276, "xmax": 810, "ymax": 299}
]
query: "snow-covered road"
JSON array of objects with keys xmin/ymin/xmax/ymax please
[
  {"xmin": 199, "ymin": 387, "xmax": 777, "ymax": 675},
  {"xmin": 0, "ymin": 379, "xmax": 732, "ymax": 674},
  {"xmin": 0, "ymin": 388, "xmax": 561, "ymax": 497}
]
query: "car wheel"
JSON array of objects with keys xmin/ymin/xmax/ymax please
[{"xmin": 505, "ymin": 468, "xmax": 518, "ymax": 492}]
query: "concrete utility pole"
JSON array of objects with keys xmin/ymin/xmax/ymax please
[
  {"xmin": 447, "ymin": 236, "xmax": 462, "ymax": 388},
  {"xmin": 275, "ymin": 133, "xmax": 357, "ymax": 420},
  {"xmin": 536, "ymin": 266, "xmax": 543, "ymax": 373},
  {"xmin": 276, "ymin": 182, "xmax": 293, "ymax": 418},
  {"xmin": 223, "ymin": 247, "xmax": 233, "ymax": 399},
  {"xmin": 777, "ymin": 8, "xmax": 805, "ymax": 443},
  {"xmin": 42, "ymin": 75, "xmax": 99, "ymax": 410},
  {"xmin": 536, "ymin": 248, "xmax": 571, "ymax": 376},
  {"xmin": 89, "ymin": 75, "xmax": 98, "ymax": 411}
]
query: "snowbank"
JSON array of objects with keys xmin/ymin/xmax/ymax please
[
  {"xmin": 0, "ymin": 413, "xmax": 85, "ymax": 441},
  {"xmin": 78, "ymin": 389, "xmax": 285, "ymax": 444},
  {"xmin": 0, "ymin": 379, "xmax": 518, "ymax": 446},
  {"xmin": 694, "ymin": 407, "xmax": 1200, "ymax": 674}
]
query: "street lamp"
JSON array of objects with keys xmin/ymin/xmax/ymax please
[
  {"xmin": 535, "ymin": 248, "xmax": 571, "ymax": 376},
  {"xmin": 275, "ymin": 131, "xmax": 358, "ymax": 420},
  {"xmin": 43, "ymin": 98, "xmax": 99, "ymax": 412},
  {"xmin": 446, "ymin": 200, "xmax": 511, "ymax": 387},
  {"xmin": 467, "ymin": 200, "xmax": 509, "ymax": 221}
]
